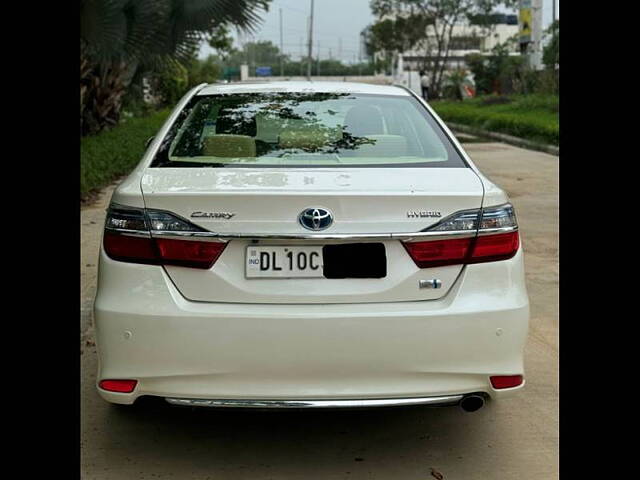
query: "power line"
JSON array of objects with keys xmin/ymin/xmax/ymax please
[{"xmin": 256, "ymin": 23, "xmax": 362, "ymax": 43}]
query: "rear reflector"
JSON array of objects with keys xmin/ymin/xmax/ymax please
[
  {"xmin": 104, "ymin": 232, "xmax": 226, "ymax": 269},
  {"xmin": 99, "ymin": 379, "xmax": 138, "ymax": 393},
  {"xmin": 403, "ymin": 231, "xmax": 519, "ymax": 268},
  {"xmin": 490, "ymin": 375, "xmax": 523, "ymax": 389}
]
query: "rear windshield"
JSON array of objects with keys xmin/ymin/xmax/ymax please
[{"xmin": 151, "ymin": 92, "xmax": 466, "ymax": 168}]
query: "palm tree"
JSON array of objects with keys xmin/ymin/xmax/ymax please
[{"xmin": 80, "ymin": 0, "xmax": 270, "ymax": 135}]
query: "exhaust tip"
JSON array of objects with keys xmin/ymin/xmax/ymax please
[{"xmin": 460, "ymin": 394, "xmax": 485, "ymax": 413}]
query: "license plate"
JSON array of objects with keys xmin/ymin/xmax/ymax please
[{"xmin": 246, "ymin": 246, "xmax": 324, "ymax": 278}]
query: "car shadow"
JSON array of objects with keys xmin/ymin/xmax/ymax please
[{"xmin": 99, "ymin": 397, "xmax": 504, "ymax": 477}]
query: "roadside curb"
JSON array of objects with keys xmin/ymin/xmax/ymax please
[{"xmin": 447, "ymin": 122, "xmax": 559, "ymax": 156}]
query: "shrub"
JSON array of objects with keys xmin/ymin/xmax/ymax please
[
  {"xmin": 432, "ymin": 95, "xmax": 559, "ymax": 145},
  {"xmin": 151, "ymin": 62, "xmax": 189, "ymax": 107},
  {"xmin": 81, "ymin": 110, "xmax": 171, "ymax": 198},
  {"xmin": 480, "ymin": 95, "xmax": 512, "ymax": 106}
]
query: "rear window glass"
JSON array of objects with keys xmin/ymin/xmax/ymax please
[{"xmin": 151, "ymin": 92, "xmax": 466, "ymax": 168}]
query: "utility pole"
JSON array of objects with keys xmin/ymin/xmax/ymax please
[
  {"xmin": 250, "ymin": 34, "xmax": 255, "ymax": 72},
  {"xmin": 299, "ymin": 37, "xmax": 304, "ymax": 76},
  {"xmin": 279, "ymin": 8, "xmax": 284, "ymax": 77},
  {"xmin": 531, "ymin": 0, "xmax": 543, "ymax": 70},
  {"xmin": 306, "ymin": 0, "xmax": 314, "ymax": 80},
  {"xmin": 317, "ymin": 41, "xmax": 321, "ymax": 76}
]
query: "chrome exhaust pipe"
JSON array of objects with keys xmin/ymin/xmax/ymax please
[{"xmin": 460, "ymin": 394, "xmax": 485, "ymax": 412}]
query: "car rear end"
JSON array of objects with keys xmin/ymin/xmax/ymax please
[{"xmin": 93, "ymin": 82, "xmax": 529, "ymax": 409}]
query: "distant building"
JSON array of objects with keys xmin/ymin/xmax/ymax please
[
  {"xmin": 400, "ymin": 15, "xmax": 519, "ymax": 71},
  {"xmin": 364, "ymin": 13, "xmax": 520, "ymax": 74}
]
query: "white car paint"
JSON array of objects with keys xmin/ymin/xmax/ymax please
[{"xmin": 94, "ymin": 82, "xmax": 528, "ymax": 408}]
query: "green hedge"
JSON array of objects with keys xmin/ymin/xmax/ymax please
[
  {"xmin": 81, "ymin": 109, "xmax": 171, "ymax": 198},
  {"xmin": 431, "ymin": 95, "xmax": 559, "ymax": 146}
]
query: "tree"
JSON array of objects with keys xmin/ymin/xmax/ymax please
[
  {"xmin": 207, "ymin": 24, "xmax": 235, "ymax": 60},
  {"xmin": 223, "ymin": 40, "xmax": 287, "ymax": 72},
  {"xmin": 80, "ymin": 0, "xmax": 271, "ymax": 136},
  {"xmin": 186, "ymin": 55, "xmax": 224, "ymax": 88},
  {"xmin": 367, "ymin": 14, "xmax": 430, "ymax": 74},
  {"xmin": 466, "ymin": 36, "xmax": 523, "ymax": 95},
  {"xmin": 369, "ymin": 0, "xmax": 517, "ymax": 97}
]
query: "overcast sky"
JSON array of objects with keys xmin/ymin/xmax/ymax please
[{"xmin": 199, "ymin": 0, "xmax": 559, "ymax": 63}]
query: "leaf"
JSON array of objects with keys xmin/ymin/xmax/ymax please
[{"xmin": 430, "ymin": 467, "xmax": 444, "ymax": 480}]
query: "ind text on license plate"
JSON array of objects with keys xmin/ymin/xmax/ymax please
[{"xmin": 246, "ymin": 246, "xmax": 324, "ymax": 278}]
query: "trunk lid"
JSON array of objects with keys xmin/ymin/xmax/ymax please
[{"xmin": 141, "ymin": 167, "xmax": 484, "ymax": 303}]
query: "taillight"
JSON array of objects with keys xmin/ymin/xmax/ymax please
[
  {"xmin": 468, "ymin": 231, "xmax": 519, "ymax": 264},
  {"xmin": 402, "ymin": 237, "xmax": 473, "ymax": 268},
  {"xmin": 103, "ymin": 231, "xmax": 159, "ymax": 264},
  {"xmin": 103, "ymin": 204, "xmax": 226, "ymax": 269},
  {"xmin": 403, "ymin": 204, "xmax": 519, "ymax": 268},
  {"xmin": 155, "ymin": 237, "xmax": 225, "ymax": 269}
]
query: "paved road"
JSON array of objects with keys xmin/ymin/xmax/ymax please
[{"xmin": 81, "ymin": 142, "xmax": 558, "ymax": 479}]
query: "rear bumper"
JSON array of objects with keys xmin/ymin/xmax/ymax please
[{"xmin": 94, "ymin": 249, "xmax": 529, "ymax": 405}]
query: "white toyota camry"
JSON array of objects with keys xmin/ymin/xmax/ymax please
[{"xmin": 94, "ymin": 81, "xmax": 529, "ymax": 412}]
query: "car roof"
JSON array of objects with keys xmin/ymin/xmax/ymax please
[{"xmin": 196, "ymin": 81, "xmax": 410, "ymax": 96}]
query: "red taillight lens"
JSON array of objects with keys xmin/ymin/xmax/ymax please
[
  {"xmin": 468, "ymin": 231, "xmax": 519, "ymax": 264},
  {"xmin": 402, "ymin": 237, "xmax": 473, "ymax": 268},
  {"xmin": 103, "ymin": 231, "xmax": 158, "ymax": 264},
  {"xmin": 99, "ymin": 379, "xmax": 138, "ymax": 393},
  {"xmin": 490, "ymin": 375, "xmax": 523, "ymax": 389},
  {"xmin": 104, "ymin": 232, "xmax": 226, "ymax": 270},
  {"xmin": 155, "ymin": 238, "xmax": 226, "ymax": 269},
  {"xmin": 403, "ymin": 231, "xmax": 519, "ymax": 268}
]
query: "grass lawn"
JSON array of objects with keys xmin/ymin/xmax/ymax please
[
  {"xmin": 81, "ymin": 109, "xmax": 171, "ymax": 198},
  {"xmin": 431, "ymin": 95, "xmax": 559, "ymax": 146}
]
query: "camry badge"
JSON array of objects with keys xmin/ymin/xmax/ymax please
[
  {"xmin": 299, "ymin": 207, "xmax": 333, "ymax": 231},
  {"xmin": 191, "ymin": 211, "xmax": 236, "ymax": 219}
]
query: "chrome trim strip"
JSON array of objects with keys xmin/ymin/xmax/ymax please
[
  {"xmin": 104, "ymin": 227, "xmax": 151, "ymax": 238},
  {"xmin": 165, "ymin": 395, "xmax": 463, "ymax": 409},
  {"xmin": 150, "ymin": 230, "xmax": 231, "ymax": 242},
  {"xmin": 398, "ymin": 230, "xmax": 475, "ymax": 242},
  {"xmin": 149, "ymin": 230, "xmax": 477, "ymax": 241},
  {"xmin": 476, "ymin": 226, "xmax": 518, "ymax": 236}
]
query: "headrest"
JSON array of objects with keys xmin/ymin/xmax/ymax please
[
  {"xmin": 343, "ymin": 105, "xmax": 384, "ymax": 137},
  {"xmin": 202, "ymin": 134, "xmax": 256, "ymax": 157}
]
